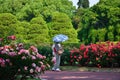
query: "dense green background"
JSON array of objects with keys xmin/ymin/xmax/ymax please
[{"xmin": 0, "ymin": 0, "xmax": 120, "ymax": 45}]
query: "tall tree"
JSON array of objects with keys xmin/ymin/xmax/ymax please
[
  {"xmin": 49, "ymin": 12, "xmax": 79, "ymax": 43},
  {"xmin": 0, "ymin": 13, "xmax": 18, "ymax": 38},
  {"xmin": 28, "ymin": 16, "xmax": 50, "ymax": 44},
  {"xmin": 77, "ymin": 0, "xmax": 89, "ymax": 8},
  {"xmin": 76, "ymin": 0, "xmax": 120, "ymax": 44}
]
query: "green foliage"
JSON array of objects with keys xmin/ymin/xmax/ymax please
[
  {"xmin": 115, "ymin": 24, "xmax": 120, "ymax": 41},
  {"xmin": 75, "ymin": 0, "xmax": 120, "ymax": 44},
  {"xmin": 61, "ymin": 48, "xmax": 71, "ymax": 65},
  {"xmin": 14, "ymin": 21, "xmax": 30, "ymax": 43},
  {"xmin": 27, "ymin": 17, "xmax": 49, "ymax": 44},
  {"xmin": 97, "ymin": 28, "xmax": 106, "ymax": 42},
  {"xmin": 0, "ymin": 0, "xmax": 120, "ymax": 45},
  {"xmin": 77, "ymin": 0, "xmax": 89, "ymax": 8},
  {"xmin": 0, "ymin": 13, "xmax": 18, "ymax": 38},
  {"xmin": 107, "ymin": 26, "xmax": 114, "ymax": 41},
  {"xmin": 0, "ymin": 13, "xmax": 17, "ymax": 26},
  {"xmin": 0, "ymin": 0, "xmax": 76, "ymax": 44},
  {"xmin": 107, "ymin": 32, "xmax": 114, "ymax": 41},
  {"xmin": 37, "ymin": 45, "xmax": 53, "ymax": 66},
  {"xmin": 49, "ymin": 12, "xmax": 79, "ymax": 43},
  {"xmin": 0, "ymin": 0, "xmax": 75, "ymax": 21},
  {"xmin": 88, "ymin": 29, "xmax": 98, "ymax": 43},
  {"xmin": 99, "ymin": 0, "xmax": 120, "ymax": 7}
]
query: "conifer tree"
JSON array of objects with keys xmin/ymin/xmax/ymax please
[{"xmin": 77, "ymin": 0, "xmax": 89, "ymax": 8}]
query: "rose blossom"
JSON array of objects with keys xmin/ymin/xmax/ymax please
[
  {"xmin": 30, "ymin": 69, "xmax": 34, "ymax": 73},
  {"xmin": 32, "ymin": 63, "xmax": 36, "ymax": 67},
  {"xmin": 24, "ymin": 66, "xmax": 28, "ymax": 70},
  {"xmin": 31, "ymin": 56, "xmax": 36, "ymax": 60},
  {"xmin": 35, "ymin": 66, "xmax": 41, "ymax": 72}
]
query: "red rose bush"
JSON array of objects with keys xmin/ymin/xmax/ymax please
[{"xmin": 70, "ymin": 41, "xmax": 120, "ymax": 68}]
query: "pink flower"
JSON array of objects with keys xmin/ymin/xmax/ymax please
[
  {"xmin": 39, "ymin": 61, "xmax": 43, "ymax": 65},
  {"xmin": 41, "ymin": 65, "xmax": 45, "ymax": 70},
  {"xmin": 8, "ymin": 52, "xmax": 16, "ymax": 57},
  {"xmin": 21, "ymin": 56, "xmax": 26, "ymax": 60},
  {"xmin": 74, "ymin": 56, "xmax": 77, "ymax": 58},
  {"xmin": 32, "ymin": 63, "xmax": 36, "ymax": 67},
  {"xmin": 36, "ymin": 53, "xmax": 43, "ymax": 59},
  {"xmin": 24, "ymin": 66, "xmax": 28, "ymax": 70},
  {"xmin": 0, "ymin": 38, "xmax": 3, "ymax": 41},
  {"xmin": 35, "ymin": 66, "xmax": 41, "ymax": 72},
  {"xmin": 29, "ymin": 46, "xmax": 38, "ymax": 53},
  {"xmin": 1, "ymin": 50, "xmax": 7, "ymax": 54},
  {"xmin": 30, "ymin": 69, "xmax": 34, "ymax": 73},
  {"xmin": 31, "ymin": 56, "xmax": 36, "ymax": 60},
  {"xmin": 6, "ymin": 59, "xmax": 10, "ymax": 63},
  {"xmin": 18, "ymin": 69, "xmax": 21, "ymax": 72},
  {"xmin": 0, "ymin": 47, "xmax": 4, "ymax": 50},
  {"xmin": 78, "ymin": 55, "xmax": 82, "ymax": 60},
  {"xmin": 42, "ymin": 56, "xmax": 46, "ymax": 59},
  {"xmin": 0, "ymin": 58, "xmax": 5, "ymax": 67},
  {"xmin": 17, "ymin": 43, "xmax": 24, "ymax": 50},
  {"xmin": 7, "ymin": 35, "xmax": 16, "ymax": 40},
  {"xmin": 18, "ymin": 49, "xmax": 29, "ymax": 55},
  {"xmin": 51, "ymin": 57, "xmax": 56, "ymax": 64}
]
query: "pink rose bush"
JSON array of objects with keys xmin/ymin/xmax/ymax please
[
  {"xmin": 70, "ymin": 41, "xmax": 120, "ymax": 68},
  {"xmin": 0, "ymin": 35, "xmax": 50, "ymax": 80}
]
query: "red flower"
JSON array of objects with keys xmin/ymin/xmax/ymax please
[
  {"xmin": 70, "ymin": 55, "xmax": 73, "ymax": 58},
  {"xmin": 7, "ymin": 35, "xmax": 16, "ymax": 40},
  {"xmin": 79, "ymin": 44, "xmax": 86, "ymax": 50},
  {"xmin": 0, "ymin": 38, "xmax": 3, "ymax": 41},
  {"xmin": 83, "ymin": 48, "xmax": 88, "ymax": 58},
  {"xmin": 78, "ymin": 55, "xmax": 82, "ymax": 60},
  {"xmin": 74, "ymin": 56, "xmax": 77, "ymax": 58},
  {"xmin": 96, "ymin": 57, "xmax": 99, "ymax": 61}
]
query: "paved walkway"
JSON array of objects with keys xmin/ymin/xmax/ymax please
[{"xmin": 41, "ymin": 71, "xmax": 120, "ymax": 80}]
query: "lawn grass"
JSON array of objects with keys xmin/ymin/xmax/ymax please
[{"xmin": 60, "ymin": 66, "xmax": 120, "ymax": 72}]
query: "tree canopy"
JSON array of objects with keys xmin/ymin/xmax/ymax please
[{"xmin": 0, "ymin": 0, "xmax": 120, "ymax": 45}]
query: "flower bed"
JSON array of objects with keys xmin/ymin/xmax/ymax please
[
  {"xmin": 70, "ymin": 41, "xmax": 120, "ymax": 68},
  {"xmin": 0, "ymin": 35, "xmax": 50, "ymax": 80}
]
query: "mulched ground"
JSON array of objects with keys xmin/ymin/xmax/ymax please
[{"xmin": 41, "ymin": 70, "xmax": 120, "ymax": 80}]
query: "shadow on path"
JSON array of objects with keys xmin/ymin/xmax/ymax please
[{"xmin": 41, "ymin": 71, "xmax": 120, "ymax": 80}]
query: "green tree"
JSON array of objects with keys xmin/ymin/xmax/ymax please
[
  {"xmin": 88, "ymin": 29, "xmax": 98, "ymax": 43},
  {"xmin": 14, "ymin": 21, "xmax": 30, "ymax": 43},
  {"xmin": 72, "ymin": 8, "xmax": 85, "ymax": 30},
  {"xmin": 49, "ymin": 12, "xmax": 78, "ymax": 43},
  {"xmin": 115, "ymin": 24, "xmax": 120, "ymax": 41},
  {"xmin": 91, "ymin": 0, "xmax": 120, "ymax": 28},
  {"xmin": 106, "ymin": 26, "xmax": 114, "ymax": 41},
  {"xmin": 77, "ymin": 9, "xmax": 98, "ymax": 44},
  {"xmin": 76, "ymin": 0, "xmax": 120, "ymax": 44},
  {"xmin": 99, "ymin": 0, "xmax": 120, "ymax": 8},
  {"xmin": 77, "ymin": 0, "xmax": 89, "ymax": 8},
  {"xmin": 27, "ymin": 17, "xmax": 49, "ymax": 44},
  {"xmin": 0, "ymin": 13, "xmax": 18, "ymax": 38},
  {"xmin": 97, "ymin": 28, "xmax": 106, "ymax": 42},
  {"xmin": 0, "ymin": 0, "xmax": 75, "ymax": 21},
  {"xmin": 0, "ymin": 0, "xmax": 76, "ymax": 44}
]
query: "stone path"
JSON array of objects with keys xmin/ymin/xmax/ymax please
[{"xmin": 41, "ymin": 71, "xmax": 120, "ymax": 80}]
